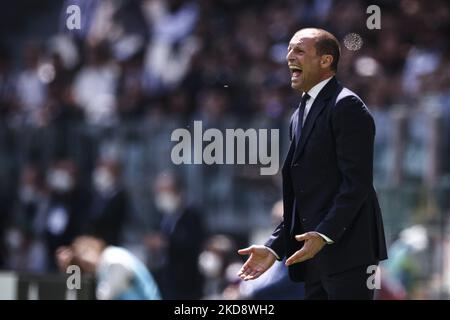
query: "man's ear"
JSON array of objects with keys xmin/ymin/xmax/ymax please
[{"xmin": 320, "ymin": 55, "xmax": 333, "ymax": 69}]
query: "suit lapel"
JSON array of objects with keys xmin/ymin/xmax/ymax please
[{"xmin": 292, "ymin": 77, "xmax": 339, "ymax": 164}]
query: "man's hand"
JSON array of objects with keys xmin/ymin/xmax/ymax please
[
  {"xmin": 55, "ymin": 246, "xmax": 73, "ymax": 272},
  {"xmin": 237, "ymin": 245, "xmax": 276, "ymax": 281},
  {"xmin": 285, "ymin": 232, "xmax": 326, "ymax": 266}
]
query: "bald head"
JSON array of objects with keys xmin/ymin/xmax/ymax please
[
  {"xmin": 287, "ymin": 28, "xmax": 340, "ymax": 92},
  {"xmin": 294, "ymin": 28, "xmax": 340, "ymax": 71}
]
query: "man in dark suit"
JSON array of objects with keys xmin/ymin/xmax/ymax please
[
  {"xmin": 145, "ymin": 171, "xmax": 206, "ymax": 299},
  {"xmin": 85, "ymin": 159, "xmax": 129, "ymax": 246},
  {"xmin": 238, "ymin": 28, "xmax": 388, "ymax": 300}
]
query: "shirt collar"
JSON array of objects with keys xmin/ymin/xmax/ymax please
[{"xmin": 303, "ymin": 76, "xmax": 334, "ymax": 100}]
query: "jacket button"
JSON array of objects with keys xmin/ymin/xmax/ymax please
[
  {"xmin": 293, "ymin": 163, "xmax": 299, "ymax": 167},
  {"xmin": 302, "ymin": 218, "xmax": 307, "ymax": 222}
]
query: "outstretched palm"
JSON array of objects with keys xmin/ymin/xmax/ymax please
[{"xmin": 237, "ymin": 245, "xmax": 276, "ymax": 281}]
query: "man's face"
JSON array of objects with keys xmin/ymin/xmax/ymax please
[{"xmin": 286, "ymin": 31, "xmax": 323, "ymax": 92}]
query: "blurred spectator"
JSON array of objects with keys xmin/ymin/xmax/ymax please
[
  {"xmin": 142, "ymin": 0, "xmax": 200, "ymax": 92},
  {"xmin": 0, "ymin": 44, "xmax": 17, "ymax": 121},
  {"xmin": 116, "ymin": 45, "xmax": 147, "ymax": 121},
  {"xmin": 43, "ymin": 159, "xmax": 88, "ymax": 270},
  {"xmin": 87, "ymin": 0, "xmax": 148, "ymax": 46},
  {"xmin": 15, "ymin": 42, "xmax": 47, "ymax": 127},
  {"xmin": 56, "ymin": 235, "xmax": 161, "ymax": 300},
  {"xmin": 72, "ymin": 42, "xmax": 119, "ymax": 126},
  {"xmin": 84, "ymin": 158, "xmax": 130, "ymax": 245},
  {"xmin": 382, "ymin": 225, "xmax": 431, "ymax": 299},
  {"xmin": 198, "ymin": 234, "xmax": 239, "ymax": 299},
  {"xmin": 3, "ymin": 164, "xmax": 49, "ymax": 272},
  {"xmin": 44, "ymin": 79, "xmax": 85, "ymax": 157},
  {"xmin": 144, "ymin": 170, "xmax": 206, "ymax": 299}
]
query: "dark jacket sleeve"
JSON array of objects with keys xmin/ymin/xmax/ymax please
[
  {"xmin": 264, "ymin": 221, "xmax": 285, "ymax": 261},
  {"xmin": 315, "ymin": 96, "xmax": 375, "ymax": 242}
]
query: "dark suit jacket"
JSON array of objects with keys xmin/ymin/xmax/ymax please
[
  {"xmin": 159, "ymin": 206, "xmax": 206, "ymax": 299},
  {"xmin": 265, "ymin": 77, "xmax": 388, "ymax": 282},
  {"xmin": 85, "ymin": 188, "xmax": 129, "ymax": 246}
]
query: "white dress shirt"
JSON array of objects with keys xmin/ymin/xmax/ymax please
[{"xmin": 302, "ymin": 76, "xmax": 333, "ymax": 126}]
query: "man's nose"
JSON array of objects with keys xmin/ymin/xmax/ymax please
[{"xmin": 286, "ymin": 49, "xmax": 294, "ymax": 62}]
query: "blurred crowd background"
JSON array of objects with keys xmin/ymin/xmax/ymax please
[{"xmin": 0, "ymin": 0, "xmax": 449, "ymax": 300}]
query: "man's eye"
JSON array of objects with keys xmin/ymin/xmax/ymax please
[{"xmin": 288, "ymin": 47, "xmax": 303, "ymax": 54}]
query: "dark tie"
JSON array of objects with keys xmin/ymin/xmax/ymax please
[{"xmin": 295, "ymin": 93, "xmax": 311, "ymax": 145}]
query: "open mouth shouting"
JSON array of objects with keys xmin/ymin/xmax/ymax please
[{"xmin": 288, "ymin": 64, "xmax": 303, "ymax": 82}]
